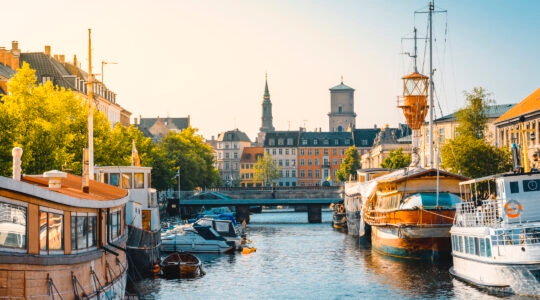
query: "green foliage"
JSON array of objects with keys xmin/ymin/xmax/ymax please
[
  {"xmin": 440, "ymin": 135, "xmax": 512, "ymax": 178},
  {"xmin": 150, "ymin": 128, "xmax": 220, "ymax": 191},
  {"xmin": 380, "ymin": 148, "xmax": 411, "ymax": 169},
  {"xmin": 253, "ymin": 152, "xmax": 281, "ymax": 186},
  {"xmin": 336, "ymin": 146, "xmax": 360, "ymax": 182},
  {"xmin": 440, "ymin": 87, "xmax": 512, "ymax": 178},
  {"xmin": 455, "ymin": 87, "xmax": 494, "ymax": 140}
]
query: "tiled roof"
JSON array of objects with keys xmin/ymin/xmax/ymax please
[
  {"xmin": 494, "ymin": 88, "xmax": 540, "ymax": 124},
  {"xmin": 434, "ymin": 103, "xmax": 516, "ymax": 123},
  {"xmin": 0, "ymin": 63, "xmax": 16, "ymax": 79},
  {"xmin": 298, "ymin": 131, "xmax": 353, "ymax": 147},
  {"xmin": 352, "ymin": 128, "xmax": 380, "ymax": 148},
  {"xmin": 20, "ymin": 53, "xmax": 76, "ymax": 90},
  {"xmin": 263, "ymin": 131, "xmax": 301, "ymax": 147},
  {"xmin": 138, "ymin": 117, "xmax": 189, "ymax": 131},
  {"xmin": 218, "ymin": 129, "xmax": 251, "ymax": 142},
  {"xmin": 240, "ymin": 147, "xmax": 264, "ymax": 163}
]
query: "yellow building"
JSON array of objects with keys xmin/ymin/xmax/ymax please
[{"xmin": 239, "ymin": 147, "xmax": 264, "ymax": 187}]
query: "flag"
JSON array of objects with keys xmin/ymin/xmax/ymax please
[{"xmin": 132, "ymin": 139, "xmax": 141, "ymax": 166}]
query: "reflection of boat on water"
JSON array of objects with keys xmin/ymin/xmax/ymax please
[
  {"xmin": 95, "ymin": 165, "xmax": 161, "ymax": 279},
  {"xmin": 0, "ymin": 148, "xmax": 128, "ymax": 299},
  {"xmin": 160, "ymin": 251, "xmax": 204, "ymax": 278},
  {"xmin": 450, "ymin": 141, "xmax": 540, "ymax": 296}
]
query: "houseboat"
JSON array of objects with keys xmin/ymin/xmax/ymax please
[
  {"xmin": 95, "ymin": 165, "xmax": 161, "ymax": 279},
  {"xmin": 0, "ymin": 147, "xmax": 127, "ymax": 299}
]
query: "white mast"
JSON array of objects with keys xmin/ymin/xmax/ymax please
[{"xmin": 87, "ymin": 28, "xmax": 94, "ymax": 179}]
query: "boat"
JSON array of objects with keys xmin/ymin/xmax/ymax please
[
  {"xmin": 0, "ymin": 147, "xmax": 128, "ymax": 299},
  {"xmin": 330, "ymin": 201, "xmax": 347, "ymax": 231},
  {"xmin": 449, "ymin": 142, "xmax": 540, "ymax": 296},
  {"xmin": 161, "ymin": 224, "xmax": 235, "ymax": 253},
  {"xmin": 159, "ymin": 251, "xmax": 204, "ymax": 278},
  {"xmin": 193, "ymin": 217, "xmax": 244, "ymax": 251},
  {"xmin": 94, "ymin": 165, "xmax": 161, "ymax": 279},
  {"xmin": 362, "ymin": 168, "xmax": 467, "ymax": 259}
]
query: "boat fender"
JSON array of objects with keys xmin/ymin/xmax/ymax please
[
  {"xmin": 504, "ymin": 199, "xmax": 523, "ymax": 218},
  {"xmin": 152, "ymin": 263, "xmax": 161, "ymax": 274},
  {"xmin": 242, "ymin": 247, "xmax": 251, "ymax": 255}
]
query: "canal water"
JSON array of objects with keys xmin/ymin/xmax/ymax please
[{"xmin": 131, "ymin": 210, "xmax": 519, "ymax": 299}]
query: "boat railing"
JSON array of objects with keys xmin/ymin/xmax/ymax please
[{"xmin": 454, "ymin": 200, "xmax": 503, "ymax": 228}]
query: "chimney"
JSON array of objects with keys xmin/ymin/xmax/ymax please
[
  {"xmin": 82, "ymin": 148, "xmax": 90, "ymax": 193},
  {"xmin": 59, "ymin": 55, "xmax": 65, "ymax": 63},
  {"xmin": 45, "ymin": 45, "xmax": 51, "ymax": 56},
  {"xmin": 73, "ymin": 54, "xmax": 77, "ymax": 67},
  {"xmin": 12, "ymin": 147, "xmax": 23, "ymax": 181},
  {"xmin": 134, "ymin": 117, "xmax": 138, "ymax": 125},
  {"xmin": 11, "ymin": 41, "xmax": 20, "ymax": 56},
  {"xmin": 43, "ymin": 170, "xmax": 67, "ymax": 188}
]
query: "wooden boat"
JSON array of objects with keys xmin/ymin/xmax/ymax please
[
  {"xmin": 0, "ymin": 147, "xmax": 128, "ymax": 299},
  {"xmin": 95, "ymin": 165, "xmax": 161, "ymax": 279},
  {"xmin": 160, "ymin": 251, "xmax": 204, "ymax": 278},
  {"xmin": 450, "ymin": 143, "xmax": 540, "ymax": 296},
  {"xmin": 363, "ymin": 168, "xmax": 467, "ymax": 259}
]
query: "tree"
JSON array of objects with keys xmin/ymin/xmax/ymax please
[
  {"xmin": 336, "ymin": 146, "xmax": 360, "ymax": 182},
  {"xmin": 253, "ymin": 152, "xmax": 281, "ymax": 186},
  {"xmin": 151, "ymin": 128, "xmax": 220, "ymax": 191},
  {"xmin": 381, "ymin": 148, "xmax": 411, "ymax": 169},
  {"xmin": 440, "ymin": 87, "xmax": 512, "ymax": 178}
]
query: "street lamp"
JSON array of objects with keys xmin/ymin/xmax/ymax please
[{"xmin": 101, "ymin": 61, "xmax": 117, "ymax": 85}]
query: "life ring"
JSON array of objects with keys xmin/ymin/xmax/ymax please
[
  {"xmin": 152, "ymin": 263, "xmax": 161, "ymax": 274},
  {"xmin": 504, "ymin": 199, "xmax": 523, "ymax": 218}
]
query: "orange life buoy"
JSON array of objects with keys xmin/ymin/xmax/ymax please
[{"xmin": 504, "ymin": 200, "xmax": 523, "ymax": 218}]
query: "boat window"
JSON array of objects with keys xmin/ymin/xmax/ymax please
[
  {"xmin": 39, "ymin": 210, "xmax": 64, "ymax": 253},
  {"xmin": 109, "ymin": 173, "xmax": 120, "ymax": 187},
  {"xmin": 479, "ymin": 238, "xmax": 486, "ymax": 257},
  {"xmin": 0, "ymin": 201, "xmax": 27, "ymax": 250},
  {"xmin": 109, "ymin": 209, "xmax": 122, "ymax": 241},
  {"xmin": 485, "ymin": 238, "xmax": 492, "ymax": 257},
  {"xmin": 474, "ymin": 237, "xmax": 480, "ymax": 256},
  {"xmin": 510, "ymin": 181, "xmax": 519, "ymax": 194},
  {"xmin": 122, "ymin": 173, "xmax": 132, "ymax": 189},
  {"xmin": 71, "ymin": 213, "xmax": 97, "ymax": 251},
  {"xmin": 458, "ymin": 236, "xmax": 464, "ymax": 253},
  {"xmin": 134, "ymin": 173, "xmax": 145, "ymax": 189}
]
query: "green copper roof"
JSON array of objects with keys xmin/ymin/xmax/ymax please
[{"xmin": 329, "ymin": 82, "xmax": 354, "ymax": 91}]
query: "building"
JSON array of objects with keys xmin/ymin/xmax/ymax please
[
  {"xmin": 328, "ymin": 79, "xmax": 356, "ymax": 132},
  {"xmin": 239, "ymin": 146, "xmax": 265, "ymax": 187},
  {"xmin": 360, "ymin": 124, "xmax": 411, "ymax": 168},
  {"xmin": 494, "ymin": 88, "xmax": 540, "ymax": 169},
  {"xmin": 298, "ymin": 131, "xmax": 353, "ymax": 186},
  {"xmin": 215, "ymin": 129, "xmax": 252, "ymax": 186},
  {"xmin": 0, "ymin": 41, "xmax": 130, "ymax": 126},
  {"xmin": 135, "ymin": 115, "xmax": 191, "ymax": 142},
  {"xmin": 263, "ymin": 131, "xmax": 301, "ymax": 187},
  {"xmin": 257, "ymin": 74, "xmax": 275, "ymax": 145}
]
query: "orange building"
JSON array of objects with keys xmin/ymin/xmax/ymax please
[{"xmin": 239, "ymin": 146, "xmax": 265, "ymax": 187}]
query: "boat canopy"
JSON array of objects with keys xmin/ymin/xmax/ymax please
[{"xmin": 401, "ymin": 192, "xmax": 462, "ymax": 209}]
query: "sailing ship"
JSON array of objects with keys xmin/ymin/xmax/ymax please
[
  {"xmin": 0, "ymin": 147, "xmax": 128, "ymax": 299},
  {"xmin": 345, "ymin": 2, "xmax": 468, "ymax": 259},
  {"xmin": 450, "ymin": 131, "xmax": 540, "ymax": 296}
]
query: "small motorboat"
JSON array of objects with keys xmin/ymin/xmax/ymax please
[
  {"xmin": 161, "ymin": 224, "xmax": 235, "ymax": 253},
  {"xmin": 160, "ymin": 252, "xmax": 204, "ymax": 278}
]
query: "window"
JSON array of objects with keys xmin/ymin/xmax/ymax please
[
  {"xmin": 308, "ymin": 170, "xmax": 312, "ymax": 178},
  {"xmin": 109, "ymin": 173, "xmax": 120, "ymax": 186},
  {"xmin": 292, "ymin": 170, "xmax": 296, "ymax": 178},
  {"xmin": 315, "ymin": 159, "xmax": 319, "ymax": 166},
  {"xmin": 300, "ymin": 159, "xmax": 305, "ymax": 166},
  {"xmin": 134, "ymin": 173, "xmax": 145, "ymax": 189},
  {"xmin": 300, "ymin": 149, "xmax": 305, "ymax": 156},
  {"xmin": 285, "ymin": 160, "xmax": 289, "ymax": 166},
  {"xmin": 300, "ymin": 170, "xmax": 305, "ymax": 178},
  {"xmin": 109, "ymin": 209, "xmax": 122, "ymax": 241},
  {"xmin": 292, "ymin": 149, "xmax": 296, "ymax": 155},
  {"xmin": 323, "ymin": 139, "xmax": 329, "ymax": 145},
  {"xmin": 279, "ymin": 149, "xmax": 283, "ymax": 155},
  {"xmin": 234, "ymin": 152, "xmax": 238, "ymax": 159},
  {"xmin": 269, "ymin": 139, "xmax": 275, "ymax": 146},
  {"xmin": 308, "ymin": 159, "xmax": 312, "ymax": 166},
  {"xmin": 278, "ymin": 138, "xmax": 284, "ymax": 146},
  {"xmin": 308, "ymin": 149, "xmax": 312, "ymax": 155},
  {"xmin": 315, "ymin": 149, "xmax": 319, "ymax": 155},
  {"xmin": 315, "ymin": 170, "xmax": 320, "ymax": 178},
  {"xmin": 345, "ymin": 139, "xmax": 350, "ymax": 145},
  {"xmin": 324, "ymin": 149, "xmax": 328, "ymax": 155},
  {"xmin": 285, "ymin": 149, "xmax": 289, "ymax": 155},
  {"xmin": 333, "ymin": 149, "xmax": 337, "ymax": 155},
  {"xmin": 301, "ymin": 139, "xmax": 308, "ymax": 145},
  {"xmin": 272, "ymin": 149, "xmax": 276, "ymax": 155},
  {"xmin": 0, "ymin": 201, "xmax": 27, "ymax": 250},
  {"xmin": 71, "ymin": 213, "xmax": 96, "ymax": 251},
  {"xmin": 287, "ymin": 138, "xmax": 293, "ymax": 145},
  {"xmin": 40, "ymin": 209, "xmax": 63, "ymax": 252},
  {"xmin": 313, "ymin": 139, "xmax": 318, "ymax": 145},
  {"xmin": 510, "ymin": 182, "xmax": 519, "ymax": 193}
]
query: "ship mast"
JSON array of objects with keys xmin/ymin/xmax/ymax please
[{"xmin": 88, "ymin": 28, "xmax": 94, "ymax": 179}]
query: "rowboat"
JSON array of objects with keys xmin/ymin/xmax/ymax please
[{"xmin": 160, "ymin": 251, "xmax": 204, "ymax": 278}]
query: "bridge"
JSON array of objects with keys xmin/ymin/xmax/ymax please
[{"xmin": 162, "ymin": 186, "xmax": 343, "ymax": 223}]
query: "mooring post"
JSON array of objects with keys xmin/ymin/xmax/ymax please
[{"xmin": 307, "ymin": 204, "xmax": 322, "ymax": 223}]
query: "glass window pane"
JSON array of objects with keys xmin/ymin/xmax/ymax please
[
  {"xmin": 48, "ymin": 212, "xmax": 63, "ymax": 250},
  {"xmin": 0, "ymin": 202, "xmax": 27, "ymax": 249},
  {"xmin": 134, "ymin": 173, "xmax": 144, "ymax": 189},
  {"xmin": 40, "ymin": 211, "xmax": 47, "ymax": 251}
]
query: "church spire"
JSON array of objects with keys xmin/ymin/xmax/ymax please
[{"xmin": 260, "ymin": 73, "xmax": 275, "ymax": 133}]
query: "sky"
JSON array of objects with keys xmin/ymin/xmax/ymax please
[{"xmin": 3, "ymin": 0, "xmax": 539, "ymax": 141}]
